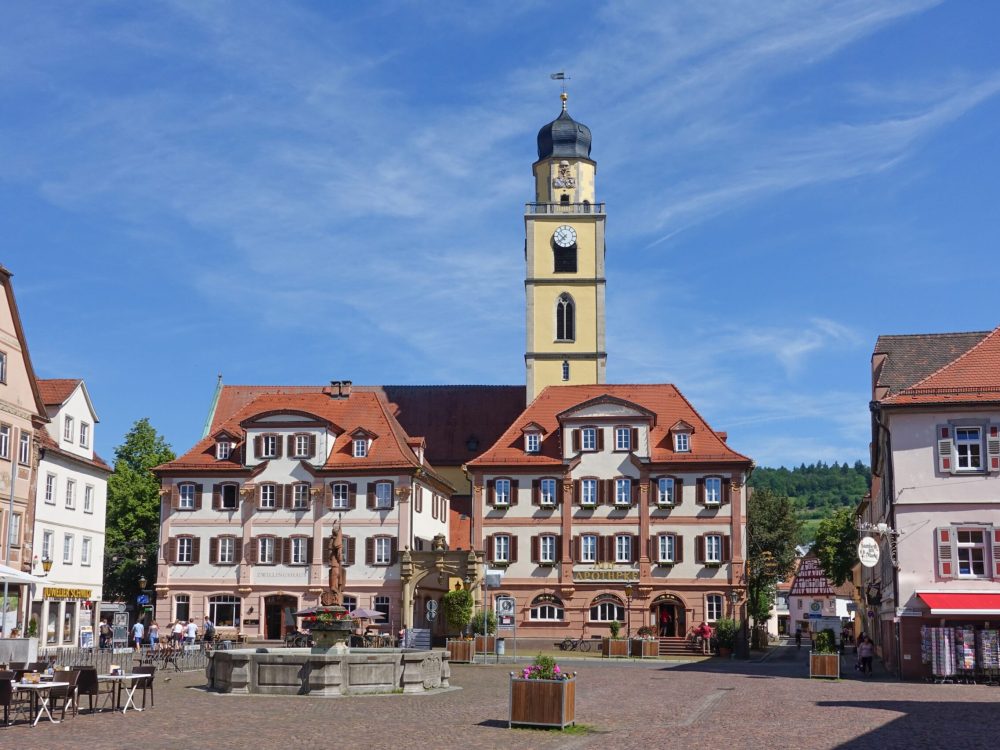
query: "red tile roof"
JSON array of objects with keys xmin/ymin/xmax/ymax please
[
  {"xmin": 37, "ymin": 378, "xmax": 82, "ymax": 406},
  {"xmin": 468, "ymin": 384, "xmax": 751, "ymax": 467},
  {"xmin": 209, "ymin": 384, "xmax": 527, "ymax": 466},
  {"xmin": 874, "ymin": 331, "xmax": 989, "ymax": 396},
  {"xmin": 883, "ymin": 325, "xmax": 1000, "ymax": 405}
]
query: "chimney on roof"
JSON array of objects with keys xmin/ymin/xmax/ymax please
[
  {"xmin": 330, "ymin": 380, "xmax": 342, "ymax": 398},
  {"xmin": 341, "ymin": 380, "xmax": 352, "ymax": 398}
]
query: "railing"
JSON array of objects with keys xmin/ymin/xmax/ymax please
[
  {"xmin": 525, "ymin": 202, "xmax": 605, "ymax": 215},
  {"xmin": 37, "ymin": 644, "xmax": 210, "ymax": 673}
]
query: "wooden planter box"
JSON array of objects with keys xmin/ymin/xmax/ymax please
[
  {"xmin": 631, "ymin": 639, "xmax": 658, "ymax": 658},
  {"xmin": 509, "ymin": 675, "xmax": 576, "ymax": 728},
  {"xmin": 602, "ymin": 638, "xmax": 629, "ymax": 658},
  {"xmin": 475, "ymin": 635, "xmax": 496, "ymax": 654},
  {"xmin": 447, "ymin": 639, "xmax": 473, "ymax": 663},
  {"xmin": 810, "ymin": 652, "xmax": 840, "ymax": 679}
]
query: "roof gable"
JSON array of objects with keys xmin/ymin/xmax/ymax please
[
  {"xmin": 875, "ymin": 330, "xmax": 990, "ymax": 396},
  {"xmin": 0, "ymin": 267, "xmax": 47, "ymax": 419},
  {"xmin": 557, "ymin": 395, "xmax": 656, "ymax": 422}
]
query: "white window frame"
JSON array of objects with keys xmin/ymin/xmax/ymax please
[
  {"xmin": 218, "ymin": 537, "xmax": 235, "ymax": 564},
  {"xmin": 525, "ymin": 432, "xmax": 541, "ymax": 454},
  {"xmin": 18, "ymin": 433, "xmax": 29, "ymax": 464},
  {"xmin": 615, "ymin": 534, "xmax": 632, "ymax": 563},
  {"xmin": 64, "ymin": 415, "xmax": 74, "ymax": 442},
  {"xmin": 81, "ymin": 536, "xmax": 92, "ymax": 566},
  {"xmin": 581, "ymin": 479, "xmax": 597, "ymax": 507},
  {"xmin": 581, "ymin": 534, "xmax": 597, "ymax": 563},
  {"xmin": 539, "ymin": 478, "xmax": 557, "ymax": 506},
  {"xmin": 45, "ymin": 473, "xmax": 56, "ymax": 504},
  {"xmin": 291, "ymin": 537, "xmax": 308, "ymax": 565},
  {"xmin": 84, "ymin": 484, "xmax": 94, "ymax": 513},
  {"xmin": 675, "ymin": 432, "xmax": 690, "ymax": 452},
  {"xmin": 353, "ymin": 438, "xmax": 368, "ymax": 458},
  {"xmin": 705, "ymin": 534, "xmax": 722, "ymax": 564},
  {"xmin": 0, "ymin": 352, "xmax": 5, "ymax": 383},
  {"xmin": 657, "ymin": 477, "xmax": 675, "ymax": 506},
  {"xmin": 332, "ymin": 482, "xmax": 350, "ymax": 510},
  {"xmin": 493, "ymin": 534, "xmax": 510, "ymax": 563},
  {"xmin": 494, "ymin": 479, "xmax": 511, "ymax": 507},
  {"xmin": 539, "ymin": 535, "xmax": 556, "ymax": 564},
  {"xmin": 615, "ymin": 427, "xmax": 631, "ymax": 451},
  {"xmin": 259, "ymin": 484, "xmax": 277, "ymax": 510},
  {"xmin": 955, "ymin": 427, "xmax": 983, "ymax": 471},
  {"xmin": 177, "ymin": 537, "xmax": 193, "ymax": 564},
  {"xmin": 258, "ymin": 536, "xmax": 275, "ymax": 564},
  {"xmin": 614, "ymin": 478, "xmax": 632, "ymax": 506},
  {"xmin": 657, "ymin": 534, "xmax": 675, "ymax": 564},
  {"xmin": 375, "ymin": 482, "xmax": 393, "ymax": 509},
  {"xmin": 65, "ymin": 479, "xmax": 76, "ymax": 509},
  {"xmin": 374, "ymin": 537, "xmax": 392, "ymax": 565},
  {"xmin": 706, "ymin": 594, "xmax": 723, "ymax": 622},
  {"xmin": 705, "ymin": 477, "xmax": 722, "ymax": 505},
  {"xmin": 294, "ymin": 434, "xmax": 310, "ymax": 457},
  {"xmin": 42, "ymin": 530, "xmax": 53, "ymax": 561},
  {"xmin": 530, "ymin": 600, "xmax": 564, "ymax": 621},
  {"xmin": 581, "ymin": 427, "xmax": 597, "ymax": 451},
  {"xmin": 956, "ymin": 528, "xmax": 988, "ymax": 578},
  {"xmin": 216, "ymin": 441, "xmax": 232, "ymax": 460},
  {"xmin": 7, "ymin": 513, "xmax": 20, "ymax": 547},
  {"xmin": 261, "ymin": 434, "xmax": 278, "ymax": 458},
  {"xmin": 179, "ymin": 483, "xmax": 196, "ymax": 510},
  {"xmin": 590, "ymin": 599, "xmax": 625, "ymax": 623},
  {"xmin": 0, "ymin": 425, "xmax": 9, "ymax": 460},
  {"xmin": 63, "ymin": 533, "xmax": 74, "ymax": 565},
  {"xmin": 79, "ymin": 421, "xmax": 90, "ymax": 448},
  {"xmin": 292, "ymin": 483, "xmax": 310, "ymax": 509},
  {"xmin": 174, "ymin": 594, "xmax": 191, "ymax": 621}
]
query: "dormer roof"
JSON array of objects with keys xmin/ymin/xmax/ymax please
[{"xmin": 520, "ymin": 421, "xmax": 547, "ymax": 435}]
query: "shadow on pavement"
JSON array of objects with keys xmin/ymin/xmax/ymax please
[{"xmin": 817, "ymin": 700, "xmax": 996, "ymax": 747}]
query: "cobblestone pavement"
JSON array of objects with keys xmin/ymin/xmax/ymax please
[{"xmin": 8, "ymin": 645, "xmax": 998, "ymax": 750}]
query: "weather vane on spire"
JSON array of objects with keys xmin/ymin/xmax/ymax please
[{"xmin": 550, "ymin": 71, "xmax": 570, "ymax": 109}]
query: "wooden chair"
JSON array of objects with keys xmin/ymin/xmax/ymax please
[
  {"xmin": 71, "ymin": 666, "xmax": 114, "ymax": 713},
  {"xmin": 131, "ymin": 665, "xmax": 156, "ymax": 708},
  {"xmin": 48, "ymin": 670, "xmax": 81, "ymax": 720}
]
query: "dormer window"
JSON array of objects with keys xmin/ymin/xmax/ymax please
[
  {"xmin": 353, "ymin": 438, "xmax": 368, "ymax": 458},
  {"xmin": 63, "ymin": 416, "xmax": 74, "ymax": 442},
  {"xmin": 525, "ymin": 432, "xmax": 541, "ymax": 454},
  {"xmin": 581, "ymin": 427, "xmax": 597, "ymax": 451},
  {"xmin": 675, "ymin": 432, "xmax": 690, "ymax": 452},
  {"xmin": 216, "ymin": 441, "xmax": 232, "ymax": 460}
]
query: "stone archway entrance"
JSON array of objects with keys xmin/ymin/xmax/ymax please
[
  {"xmin": 399, "ymin": 538, "xmax": 483, "ymax": 638},
  {"xmin": 651, "ymin": 593, "xmax": 686, "ymax": 638}
]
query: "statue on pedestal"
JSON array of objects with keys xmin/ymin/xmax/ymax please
[{"xmin": 320, "ymin": 521, "xmax": 346, "ymax": 607}]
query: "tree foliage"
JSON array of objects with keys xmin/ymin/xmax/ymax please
[
  {"xmin": 441, "ymin": 588, "xmax": 473, "ymax": 635},
  {"xmin": 746, "ymin": 486, "xmax": 801, "ymax": 625},
  {"xmin": 104, "ymin": 418, "xmax": 174, "ymax": 601},
  {"xmin": 813, "ymin": 506, "xmax": 859, "ymax": 587}
]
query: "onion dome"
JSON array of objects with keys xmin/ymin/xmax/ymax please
[{"xmin": 536, "ymin": 92, "xmax": 592, "ymax": 160}]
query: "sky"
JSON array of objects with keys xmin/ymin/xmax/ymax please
[{"xmin": 3, "ymin": 1, "xmax": 1000, "ymax": 468}]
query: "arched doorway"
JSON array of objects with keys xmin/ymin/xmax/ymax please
[
  {"xmin": 651, "ymin": 594, "xmax": 686, "ymax": 638},
  {"xmin": 264, "ymin": 594, "xmax": 297, "ymax": 640}
]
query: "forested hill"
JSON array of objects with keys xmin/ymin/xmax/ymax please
[{"xmin": 749, "ymin": 462, "xmax": 871, "ymax": 542}]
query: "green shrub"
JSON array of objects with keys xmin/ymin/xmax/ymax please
[
  {"xmin": 441, "ymin": 588, "xmax": 473, "ymax": 635},
  {"xmin": 714, "ymin": 617, "xmax": 738, "ymax": 649},
  {"xmin": 608, "ymin": 620, "xmax": 621, "ymax": 639},
  {"xmin": 470, "ymin": 609, "xmax": 497, "ymax": 635},
  {"xmin": 813, "ymin": 628, "xmax": 837, "ymax": 654}
]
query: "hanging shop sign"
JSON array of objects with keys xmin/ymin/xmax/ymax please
[
  {"xmin": 43, "ymin": 587, "xmax": 92, "ymax": 600},
  {"xmin": 857, "ymin": 537, "xmax": 880, "ymax": 568}
]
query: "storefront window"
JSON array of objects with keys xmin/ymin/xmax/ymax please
[
  {"xmin": 47, "ymin": 605, "xmax": 59, "ymax": 644},
  {"xmin": 63, "ymin": 602, "xmax": 76, "ymax": 644},
  {"xmin": 209, "ymin": 595, "xmax": 241, "ymax": 627},
  {"xmin": 175, "ymin": 594, "xmax": 190, "ymax": 622}
]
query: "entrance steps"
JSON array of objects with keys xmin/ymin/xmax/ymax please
[{"xmin": 658, "ymin": 637, "xmax": 695, "ymax": 657}]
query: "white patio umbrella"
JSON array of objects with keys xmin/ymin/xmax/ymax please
[{"xmin": 0, "ymin": 562, "xmax": 47, "ymax": 586}]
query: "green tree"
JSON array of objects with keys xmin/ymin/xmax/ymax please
[
  {"xmin": 813, "ymin": 506, "xmax": 858, "ymax": 586},
  {"xmin": 104, "ymin": 418, "xmax": 175, "ymax": 601},
  {"xmin": 441, "ymin": 588, "xmax": 473, "ymax": 635},
  {"xmin": 746, "ymin": 487, "xmax": 800, "ymax": 626}
]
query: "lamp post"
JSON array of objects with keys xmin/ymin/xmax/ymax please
[
  {"xmin": 624, "ymin": 583, "xmax": 633, "ymax": 638},
  {"xmin": 727, "ymin": 588, "xmax": 739, "ymax": 618}
]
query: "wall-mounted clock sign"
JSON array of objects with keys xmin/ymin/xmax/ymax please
[{"xmin": 553, "ymin": 225, "xmax": 577, "ymax": 248}]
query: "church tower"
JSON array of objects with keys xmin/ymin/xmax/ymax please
[{"xmin": 524, "ymin": 93, "xmax": 607, "ymax": 402}]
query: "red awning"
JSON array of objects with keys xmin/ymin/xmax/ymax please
[{"xmin": 917, "ymin": 592, "xmax": 1000, "ymax": 615}]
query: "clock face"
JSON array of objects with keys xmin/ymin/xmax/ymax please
[{"xmin": 553, "ymin": 225, "xmax": 577, "ymax": 248}]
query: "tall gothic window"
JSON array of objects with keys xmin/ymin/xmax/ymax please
[{"xmin": 556, "ymin": 294, "xmax": 575, "ymax": 341}]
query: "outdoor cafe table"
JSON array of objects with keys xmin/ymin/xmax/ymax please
[
  {"xmin": 98, "ymin": 674, "xmax": 147, "ymax": 714},
  {"xmin": 14, "ymin": 681, "xmax": 69, "ymax": 726}
]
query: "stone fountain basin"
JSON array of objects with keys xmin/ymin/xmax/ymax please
[{"xmin": 206, "ymin": 647, "xmax": 450, "ymax": 696}]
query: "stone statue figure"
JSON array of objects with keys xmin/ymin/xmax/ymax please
[{"xmin": 320, "ymin": 521, "xmax": 346, "ymax": 607}]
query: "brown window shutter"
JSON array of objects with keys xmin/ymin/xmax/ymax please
[
  {"xmin": 510, "ymin": 535, "xmax": 519, "ymax": 563},
  {"xmin": 937, "ymin": 425, "xmax": 954, "ymax": 473},
  {"xmin": 572, "ymin": 535, "xmax": 580, "ymax": 562},
  {"xmin": 555, "ymin": 534, "xmax": 563, "ymax": 560},
  {"xmin": 322, "ymin": 536, "xmax": 332, "ymax": 564},
  {"xmin": 346, "ymin": 536, "xmax": 356, "ymax": 566},
  {"xmin": 531, "ymin": 479, "xmax": 540, "ymax": 506},
  {"xmin": 308, "ymin": 433, "xmax": 317, "ymax": 458},
  {"xmin": 936, "ymin": 527, "xmax": 953, "ymax": 577},
  {"xmin": 287, "ymin": 435, "xmax": 295, "ymax": 456},
  {"xmin": 631, "ymin": 481, "xmax": 640, "ymax": 506},
  {"xmin": 390, "ymin": 537, "xmax": 398, "ymax": 565},
  {"xmin": 234, "ymin": 538, "xmax": 243, "ymax": 564},
  {"xmin": 367, "ymin": 483, "xmax": 376, "ymax": 509},
  {"xmin": 167, "ymin": 538, "xmax": 177, "ymax": 564},
  {"xmin": 597, "ymin": 536, "xmax": 607, "ymax": 563},
  {"xmin": 487, "ymin": 534, "xmax": 495, "ymax": 562},
  {"xmin": 192, "ymin": 537, "xmax": 201, "ymax": 564},
  {"xmin": 388, "ymin": 481, "xmax": 396, "ymax": 509},
  {"xmin": 530, "ymin": 535, "xmax": 539, "ymax": 563},
  {"xmin": 649, "ymin": 478, "xmax": 658, "ymax": 504},
  {"xmin": 209, "ymin": 537, "xmax": 219, "ymax": 565},
  {"xmin": 695, "ymin": 535, "xmax": 704, "ymax": 564},
  {"xmin": 280, "ymin": 538, "xmax": 290, "ymax": 564},
  {"xmin": 631, "ymin": 534, "xmax": 639, "ymax": 562},
  {"xmin": 250, "ymin": 537, "xmax": 259, "ymax": 564},
  {"xmin": 597, "ymin": 428, "xmax": 604, "ymax": 451},
  {"xmin": 274, "ymin": 434, "xmax": 283, "ymax": 458},
  {"xmin": 722, "ymin": 535, "xmax": 731, "ymax": 562},
  {"xmin": 253, "ymin": 436, "xmax": 262, "ymax": 458},
  {"xmin": 486, "ymin": 480, "xmax": 495, "ymax": 506},
  {"xmin": 169, "ymin": 485, "xmax": 179, "ymax": 510},
  {"xmin": 572, "ymin": 429, "xmax": 581, "ymax": 452},
  {"xmin": 674, "ymin": 478, "xmax": 684, "ymax": 505},
  {"xmin": 722, "ymin": 478, "xmax": 732, "ymax": 505},
  {"xmin": 675, "ymin": 535, "xmax": 684, "ymax": 563},
  {"xmin": 212, "ymin": 484, "xmax": 221, "ymax": 510},
  {"xmin": 573, "ymin": 480, "xmax": 581, "ymax": 504},
  {"xmin": 283, "ymin": 484, "xmax": 293, "ymax": 509},
  {"xmin": 647, "ymin": 535, "xmax": 655, "ymax": 561},
  {"xmin": 696, "ymin": 478, "xmax": 705, "ymax": 505},
  {"xmin": 348, "ymin": 482, "xmax": 358, "ymax": 509},
  {"xmin": 631, "ymin": 428, "xmax": 639, "ymax": 451},
  {"xmin": 307, "ymin": 537, "xmax": 314, "ymax": 564},
  {"xmin": 604, "ymin": 479, "xmax": 614, "ymax": 504},
  {"xmin": 321, "ymin": 483, "xmax": 332, "ymax": 508},
  {"xmin": 509, "ymin": 479, "xmax": 519, "ymax": 506},
  {"xmin": 596, "ymin": 479, "xmax": 605, "ymax": 505},
  {"xmin": 194, "ymin": 483, "xmax": 203, "ymax": 510},
  {"xmin": 364, "ymin": 536, "xmax": 374, "ymax": 565}
]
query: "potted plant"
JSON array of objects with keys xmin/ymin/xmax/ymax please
[
  {"xmin": 471, "ymin": 609, "xmax": 497, "ymax": 654},
  {"xmin": 714, "ymin": 617, "xmax": 738, "ymax": 657},
  {"xmin": 602, "ymin": 620, "xmax": 629, "ymax": 658},
  {"xmin": 509, "ymin": 654, "xmax": 576, "ymax": 729},
  {"xmin": 443, "ymin": 588, "xmax": 474, "ymax": 663},
  {"xmin": 809, "ymin": 628, "xmax": 840, "ymax": 679},
  {"xmin": 631, "ymin": 625, "xmax": 659, "ymax": 658}
]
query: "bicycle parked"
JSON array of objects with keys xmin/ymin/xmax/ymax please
[{"xmin": 559, "ymin": 634, "xmax": 592, "ymax": 652}]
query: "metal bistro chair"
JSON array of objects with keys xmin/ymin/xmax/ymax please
[
  {"xmin": 72, "ymin": 666, "xmax": 115, "ymax": 713},
  {"xmin": 0, "ymin": 671, "xmax": 30, "ymax": 727},
  {"xmin": 131, "ymin": 665, "xmax": 156, "ymax": 709},
  {"xmin": 48, "ymin": 670, "xmax": 81, "ymax": 720}
]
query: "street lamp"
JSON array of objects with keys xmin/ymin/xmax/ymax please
[
  {"xmin": 138, "ymin": 574, "xmax": 148, "ymax": 591},
  {"xmin": 624, "ymin": 583, "xmax": 633, "ymax": 638},
  {"xmin": 727, "ymin": 588, "xmax": 740, "ymax": 617},
  {"xmin": 41, "ymin": 557, "xmax": 53, "ymax": 574}
]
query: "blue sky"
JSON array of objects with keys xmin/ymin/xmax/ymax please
[{"xmin": 3, "ymin": 1, "xmax": 1000, "ymax": 468}]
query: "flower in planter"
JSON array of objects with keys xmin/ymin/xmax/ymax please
[{"xmin": 521, "ymin": 654, "xmax": 569, "ymax": 680}]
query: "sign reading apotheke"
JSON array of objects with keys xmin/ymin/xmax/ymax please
[
  {"xmin": 857, "ymin": 537, "xmax": 880, "ymax": 568},
  {"xmin": 43, "ymin": 587, "xmax": 92, "ymax": 600},
  {"xmin": 573, "ymin": 563, "xmax": 639, "ymax": 583}
]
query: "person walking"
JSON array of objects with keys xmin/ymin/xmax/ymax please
[
  {"xmin": 185, "ymin": 618, "xmax": 198, "ymax": 645},
  {"xmin": 132, "ymin": 619, "xmax": 145, "ymax": 652},
  {"xmin": 858, "ymin": 636, "xmax": 875, "ymax": 676},
  {"xmin": 149, "ymin": 621, "xmax": 160, "ymax": 651},
  {"xmin": 795, "ymin": 627, "xmax": 802, "ymax": 649},
  {"xmin": 172, "ymin": 619, "xmax": 184, "ymax": 646},
  {"xmin": 98, "ymin": 618, "xmax": 112, "ymax": 649}
]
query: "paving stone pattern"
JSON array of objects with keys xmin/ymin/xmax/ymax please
[{"xmin": 10, "ymin": 645, "xmax": 998, "ymax": 749}]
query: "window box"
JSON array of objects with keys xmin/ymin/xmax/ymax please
[
  {"xmin": 703, "ymin": 561, "xmax": 721, "ymax": 568},
  {"xmin": 508, "ymin": 674, "xmax": 576, "ymax": 729},
  {"xmin": 447, "ymin": 639, "xmax": 474, "ymax": 663},
  {"xmin": 655, "ymin": 560, "xmax": 675, "ymax": 568},
  {"xmin": 809, "ymin": 652, "xmax": 840, "ymax": 679},
  {"xmin": 537, "ymin": 560, "xmax": 557, "ymax": 567},
  {"xmin": 601, "ymin": 638, "xmax": 629, "ymax": 658},
  {"xmin": 631, "ymin": 639, "xmax": 659, "ymax": 658},
  {"xmin": 656, "ymin": 502, "xmax": 675, "ymax": 510}
]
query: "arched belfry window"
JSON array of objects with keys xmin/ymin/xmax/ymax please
[{"xmin": 556, "ymin": 294, "xmax": 575, "ymax": 342}]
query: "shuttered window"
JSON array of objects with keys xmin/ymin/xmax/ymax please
[
  {"xmin": 179, "ymin": 483, "xmax": 196, "ymax": 510},
  {"xmin": 261, "ymin": 434, "xmax": 278, "ymax": 458},
  {"xmin": 615, "ymin": 534, "xmax": 632, "ymax": 563},
  {"xmin": 580, "ymin": 534, "xmax": 597, "ymax": 562},
  {"xmin": 290, "ymin": 538, "xmax": 308, "ymax": 565},
  {"xmin": 375, "ymin": 482, "xmax": 393, "ymax": 509},
  {"xmin": 581, "ymin": 427, "xmax": 597, "ymax": 451},
  {"xmin": 292, "ymin": 483, "xmax": 310, "ymax": 509},
  {"xmin": 332, "ymin": 482, "xmax": 351, "ymax": 509},
  {"xmin": 614, "ymin": 478, "xmax": 632, "ymax": 506},
  {"xmin": 258, "ymin": 537, "xmax": 275, "ymax": 564},
  {"xmin": 704, "ymin": 534, "xmax": 722, "ymax": 563},
  {"xmin": 374, "ymin": 537, "xmax": 392, "ymax": 565},
  {"xmin": 539, "ymin": 478, "xmax": 557, "ymax": 506},
  {"xmin": 657, "ymin": 534, "xmax": 675, "ymax": 564},
  {"xmin": 581, "ymin": 479, "xmax": 597, "ymax": 506},
  {"xmin": 494, "ymin": 479, "xmax": 511, "ymax": 506},
  {"xmin": 177, "ymin": 537, "xmax": 193, "ymax": 564},
  {"xmin": 705, "ymin": 478, "xmax": 722, "ymax": 505},
  {"xmin": 259, "ymin": 484, "xmax": 277, "ymax": 509},
  {"xmin": 957, "ymin": 529, "xmax": 988, "ymax": 577},
  {"xmin": 614, "ymin": 427, "xmax": 631, "ymax": 451},
  {"xmin": 955, "ymin": 427, "xmax": 983, "ymax": 471},
  {"xmin": 657, "ymin": 477, "xmax": 675, "ymax": 506},
  {"xmin": 494, "ymin": 534, "xmax": 510, "ymax": 563},
  {"xmin": 218, "ymin": 537, "xmax": 235, "ymax": 564},
  {"xmin": 539, "ymin": 535, "xmax": 557, "ymax": 563}
]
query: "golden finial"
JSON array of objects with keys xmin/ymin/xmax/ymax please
[{"xmin": 560, "ymin": 91, "xmax": 568, "ymax": 111}]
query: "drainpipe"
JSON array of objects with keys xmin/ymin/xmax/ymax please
[{"xmin": 870, "ymin": 400, "xmax": 901, "ymax": 680}]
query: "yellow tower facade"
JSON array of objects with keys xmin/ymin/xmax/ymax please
[{"xmin": 525, "ymin": 93, "xmax": 607, "ymax": 402}]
